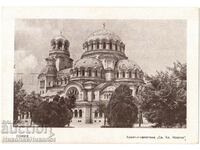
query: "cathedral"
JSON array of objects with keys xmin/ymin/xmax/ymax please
[{"xmin": 38, "ymin": 25, "xmax": 144, "ymax": 125}]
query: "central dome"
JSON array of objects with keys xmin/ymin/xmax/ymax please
[
  {"xmin": 85, "ymin": 29, "xmax": 122, "ymax": 42},
  {"xmin": 82, "ymin": 25, "xmax": 126, "ymax": 60},
  {"xmin": 74, "ymin": 57, "xmax": 103, "ymax": 69},
  {"xmin": 116, "ymin": 59, "xmax": 142, "ymax": 71}
]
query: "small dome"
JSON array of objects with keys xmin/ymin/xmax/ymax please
[
  {"xmin": 52, "ymin": 32, "xmax": 67, "ymax": 41},
  {"xmin": 86, "ymin": 29, "xmax": 121, "ymax": 42},
  {"xmin": 50, "ymin": 32, "xmax": 70, "ymax": 52},
  {"xmin": 51, "ymin": 32, "xmax": 70, "ymax": 45},
  {"xmin": 74, "ymin": 57, "xmax": 103, "ymax": 69},
  {"xmin": 116, "ymin": 59, "xmax": 141, "ymax": 71}
]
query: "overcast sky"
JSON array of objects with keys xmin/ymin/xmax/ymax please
[{"xmin": 15, "ymin": 19, "xmax": 186, "ymax": 75}]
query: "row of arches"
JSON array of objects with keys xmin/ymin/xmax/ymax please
[
  {"xmin": 69, "ymin": 69, "xmax": 143, "ymax": 80},
  {"xmin": 103, "ymin": 92, "xmax": 112, "ymax": 100},
  {"xmin": 73, "ymin": 110, "xmax": 104, "ymax": 118},
  {"xmin": 74, "ymin": 109, "xmax": 82, "ymax": 118},
  {"xmin": 83, "ymin": 40, "xmax": 125, "ymax": 52},
  {"xmin": 51, "ymin": 39, "xmax": 70, "ymax": 51},
  {"xmin": 71, "ymin": 68, "xmax": 104, "ymax": 79},
  {"xmin": 94, "ymin": 111, "xmax": 103, "ymax": 118},
  {"xmin": 55, "ymin": 76, "xmax": 69, "ymax": 86},
  {"xmin": 115, "ymin": 70, "xmax": 143, "ymax": 79},
  {"xmin": 18, "ymin": 111, "xmax": 31, "ymax": 120}
]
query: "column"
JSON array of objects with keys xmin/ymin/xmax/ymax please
[
  {"xmin": 119, "ymin": 71, "xmax": 122, "ymax": 78},
  {"xmin": 99, "ymin": 42, "xmax": 103, "ymax": 49},
  {"xmin": 125, "ymin": 71, "xmax": 129, "ymax": 78},
  {"xmin": 106, "ymin": 42, "xmax": 109, "ymax": 50},
  {"xmin": 132, "ymin": 71, "xmax": 135, "ymax": 78},
  {"xmin": 93, "ymin": 42, "xmax": 97, "ymax": 50}
]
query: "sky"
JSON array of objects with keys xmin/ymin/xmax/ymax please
[{"xmin": 14, "ymin": 19, "xmax": 186, "ymax": 92}]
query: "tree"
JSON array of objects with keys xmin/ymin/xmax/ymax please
[
  {"xmin": 140, "ymin": 62, "xmax": 186, "ymax": 127},
  {"xmin": 14, "ymin": 80, "xmax": 27, "ymax": 123},
  {"xmin": 97, "ymin": 100, "xmax": 108, "ymax": 126},
  {"xmin": 107, "ymin": 85, "xmax": 138, "ymax": 127},
  {"xmin": 32, "ymin": 95, "xmax": 76, "ymax": 127},
  {"xmin": 20, "ymin": 91, "xmax": 42, "ymax": 125}
]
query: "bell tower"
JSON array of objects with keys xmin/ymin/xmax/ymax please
[{"xmin": 49, "ymin": 32, "xmax": 73, "ymax": 71}]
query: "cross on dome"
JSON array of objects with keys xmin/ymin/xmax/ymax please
[{"xmin": 60, "ymin": 31, "xmax": 63, "ymax": 35}]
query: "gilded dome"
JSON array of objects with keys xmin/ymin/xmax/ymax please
[
  {"xmin": 116, "ymin": 59, "xmax": 141, "ymax": 71},
  {"xmin": 86, "ymin": 29, "xmax": 121, "ymax": 42},
  {"xmin": 74, "ymin": 57, "xmax": 103, "ymax": 69}
]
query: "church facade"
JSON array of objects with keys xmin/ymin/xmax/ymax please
[{"xmin": 38, "ymin": 25, "xmax": 144, "ymax": 125}]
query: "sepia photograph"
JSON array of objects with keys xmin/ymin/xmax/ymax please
[
  {"xmin": 1, "ymin": 7, "xmax": 198, "ymax": 144},
  {"xmin": 14, "ymin": 19, "xmax": 186, "ymax": 128}
]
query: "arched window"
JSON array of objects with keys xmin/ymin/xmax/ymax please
[
  {"xmin": 67, "ymin": 87, "xmax": 79, "ymax": 99},
  {"xmin": 117, "ymin": 72, "xmax": 119, "ymax": 78},
  {"xmin": 40, "ymin": 80, "xmax": 45, "ymax": 88},
  {"xmin": 85, "ymin": 43, "xmax": 88, "ymax": 51},
  {"xmin": 97, "ymin": 41, "xmax": 99, "ymax": 49},
  {"xmin": 26, "ymin": 112, "xmax": 29, "ymax": 119},
  {"xmin": 57, "ymin": 40, "xmax": 63, "ymax": 49},
  {"xmin": 82, "ymin": 69, "xmax": 85, "ymax": 76},
  {"xmin": 91, "ymin": 43, "xmax": 93, "ymax": 50},
  {"xmin": 93, "ymin": 92, "xmax": 95, "ymax": 99},
  {"xmin": 115, "ymin": 44, "xmax": 118, "ymax": 50},
  {"xmin": 129, "ymin": 71, "xmax": 132, "ymax": 78},
  {"xmin": 95, "ymin": 111, "xmax": 98, "ymax": 118},
  {"xmin": 135, "ymin": 71, "xmax": 138, "ymax": 78},
  {"xmin": 99, "ymin": 112, "xmax": 103, "ymax": 118},
  {"xmin": 109, "ymin": 42, "xmax": 112, "ymax": 50},
  {"xmin": 64, "ymin": 77, "xmax": 67, "ymax": 84},
  {"xmin": 103, "ymin": 42, "xmax": 106, "ymax": 49},
  {"xmin": 79, "ymin": 110, "xmax": 82, "ymax": 118},
  {"xmin": 95, "ymin": 70, "xmax": 98, "ymax": 77},
  {"xmin": 76, "ymin": 70, "xmax": 78, "ymax": 76},
  {"xmin": 74, "ymin": 110, "xmax": 78, "ymax": 118},
  {"xmin": 22, "ymin": 113, "xmax": 24, "ymax": 119},
  {"xmin": 64, "ymin": 41, "xmax": 69, "ymax": 50},
  {"xmin": 88, "ymin": 69, "xmax": 92, "ymax": 77},
  {"xmin": 122, "ymin": 71, "xmax": 125, "ymax": 78}
]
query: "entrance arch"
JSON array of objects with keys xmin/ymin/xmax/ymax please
[
  {"xmin": 65, "ymin": 81, "xmax": 84, "ymax": 101},
  {"xmin": 66, "ymin": 87, "xmax": 79, "ymax": 99}
]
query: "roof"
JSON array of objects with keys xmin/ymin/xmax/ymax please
[
  {"xmin": 116, "ymin": 59, "xmax": 142, "ymax": 71},
  {"xmin": 39, "ymin": 65, "xmax": 57, "ymax": 75},
  {"xmin": 58, "ymin": 68, "xmax": 71, "ymax": 75},
  {"xmin": 94, "ymin": 82, "xmax": 110, "ymax": 91},
  {"xmin": 41, "ymin": 88, "xmax": 64, "ymax": 97},
  {"xmin": 94, "ymin": 82, "xmax": 120, "ymax": 91},
  {"xmin": 85, "ymin": 29, "xmax": 121, "ymax": 42},
  {"xmin": 52, "ymin": 33, "xmax": 69, "ymax": 42},
  {"xmin": 74, "ymin": 57, "xmax": 103, "ymax": 69}
]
